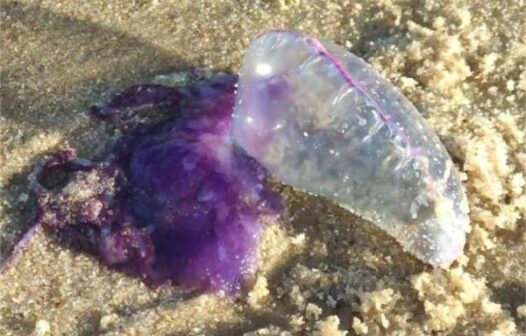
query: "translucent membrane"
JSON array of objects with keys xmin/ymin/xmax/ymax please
[{"xmin": 232, "ymin": 30, "xmax": 470, "ymax": 267}]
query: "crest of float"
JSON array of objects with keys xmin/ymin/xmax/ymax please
[{"xmin": 232, "ymin": 30, "xmax": 470, "ymax": 267}]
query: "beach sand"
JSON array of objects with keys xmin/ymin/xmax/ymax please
[{"xmin": 0, "ymin": 1, "xmax": 525, "ymax": 335}]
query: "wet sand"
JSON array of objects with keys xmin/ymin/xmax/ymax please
[{"xmin": 1, "ymin": 1, "xmax": 525, "ymax": 335}]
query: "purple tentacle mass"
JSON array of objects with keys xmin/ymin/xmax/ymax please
[{"xmin": 4, "ymin": 74, "xmax": 282, "ymax": 294}]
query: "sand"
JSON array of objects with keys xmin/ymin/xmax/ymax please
[{"xmin": 0, "ymin": 0, "xmax": 525, "ymax": 335}]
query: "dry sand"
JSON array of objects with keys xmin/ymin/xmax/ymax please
[{"xmin": 0, "ymin": 0, "xmax": 525, "ymax": 335}]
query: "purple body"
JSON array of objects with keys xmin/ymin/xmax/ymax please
[{"xmin": 4, "ymin": 74, "xmax": 282, "ymax": 294}]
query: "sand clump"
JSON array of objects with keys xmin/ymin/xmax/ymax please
[{"xmin": 1, "ymin": 0, "xmax": 525, "ymax": 335}]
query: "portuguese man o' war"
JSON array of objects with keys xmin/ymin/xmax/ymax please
[
  {"xmin": 1, "ymin": 30, "xmax": 470, "ymax": 294},
  {"xmin": 232, "ymin": 30, "xmax": 470, "ymax": 267}
]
